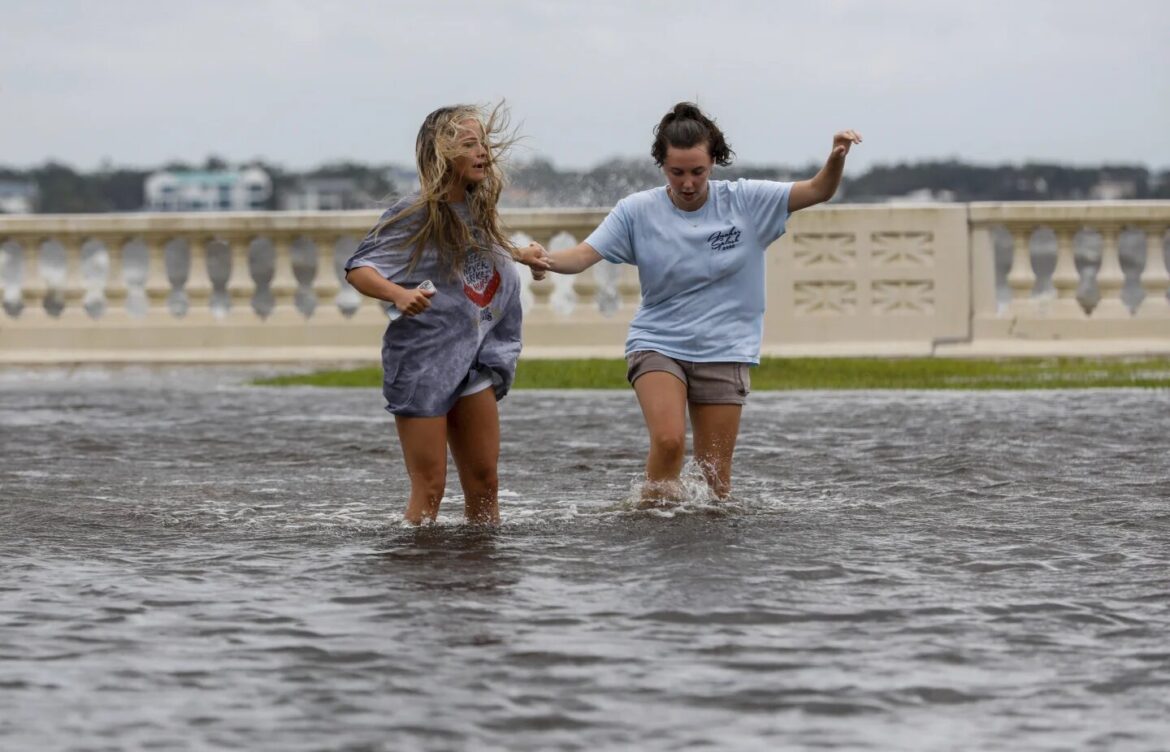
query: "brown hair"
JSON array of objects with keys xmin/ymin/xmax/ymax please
[
  {"xmin": 651, "ymin": 102, "xmax": 735, "ymax": 167},
  {"xmin": 376, "ymin": 102, "xmax": 519, "ymax": 277}
]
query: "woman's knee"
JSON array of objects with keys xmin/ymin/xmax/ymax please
[
  {"xmin": 649, "ymin": 431, "xmax": 686, "ymax": 460},
  {"xmin": 408, "ymin": 464, "xmax": 447, "ymax": 500},
  {"xmin": 461, "ymin": 463, "xmax": 499, "ymax": 497}
]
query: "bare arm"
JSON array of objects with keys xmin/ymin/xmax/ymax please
[
  {"xmin": 345, "ymin": 266, "xmax": 433, "ymax": 316},
  {"xmin": 543, "ymin": 241, "xmax": 604, "ymax": 275},
  {"xmin": 788, "ymin": 129, "xmax": 863, "ymax": 213}
]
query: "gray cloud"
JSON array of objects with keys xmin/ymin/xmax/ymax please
[{"xmin": 3, "ymin": 0, "xmax": 1168, "ymax": 170}]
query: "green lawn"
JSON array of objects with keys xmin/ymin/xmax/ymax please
[{"xmin": 255, "ymin": 357, "xmax": 1170, "ymax": 390}]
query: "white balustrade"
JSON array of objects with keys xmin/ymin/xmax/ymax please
[
  {"xmin": 1, "ymin": 203, "xmax": 1168, "ymax": 363},
  {"xmin": 969, "ymin": 202, "xmax": 1170, "ymax": 353}
]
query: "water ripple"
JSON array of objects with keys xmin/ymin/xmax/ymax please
[{"xmin": 1, "ymin": 368, "xmax": 1169, "ymax": 750}]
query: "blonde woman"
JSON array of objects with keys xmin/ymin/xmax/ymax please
[{"xmin": 345, "ymin": 104, "xmax": 546, "ymax": 525}]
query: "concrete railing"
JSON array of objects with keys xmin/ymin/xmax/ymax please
[
  {"xmin": 1, "ymin": 203, "xmax": 1168, "ymax": 363},
  {"xmin": 966, "ymin": 202, "xmax": 1170, "ymax": 355}
]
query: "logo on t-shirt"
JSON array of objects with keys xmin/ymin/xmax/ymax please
[
  {"xmin": 708, "ymin": 225, "xmax": 741, "ymax": 252},
  {"xmin": 462, "ymin": 252, "xmax": 500, "ymax": 308}
]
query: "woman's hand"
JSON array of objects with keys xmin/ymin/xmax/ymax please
[
  {"xmin": 390, "ymin": 284, "xmax": 435, "ymax": 317},
  {"xmin": 516, "ymin": 241, "xmax": 552, "ymax": 281},
  {"xmin": 830, "ymin": 129, "xmax": 863, "ymax": 161}
]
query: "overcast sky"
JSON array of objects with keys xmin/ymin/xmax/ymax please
[{"xmin": 3, "ymin": 0, "xmax": 1168, "ymax": 172}]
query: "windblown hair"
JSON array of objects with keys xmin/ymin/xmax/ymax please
[
  {"xmin": 651, "ymin": 102, "xmax": 735, "ymax": 167},
  {"xmin": 376, "ymin": 103, "xmax": 519, "ymax": 277}
]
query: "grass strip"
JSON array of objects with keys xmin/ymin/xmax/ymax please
[{"xmin": 254, "ymin": 357, "xmax": 1170, "ymax": 390}]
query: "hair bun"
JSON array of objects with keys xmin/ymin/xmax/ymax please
[{"xmin": 651, "ymin": 101, "xmax": 734, "ymax": 167}]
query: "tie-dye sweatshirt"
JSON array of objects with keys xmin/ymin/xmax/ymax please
[{"xmin": 344, "ymin": 194, "xmax": 522, "ymax": 417}]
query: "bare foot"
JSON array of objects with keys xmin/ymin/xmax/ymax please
[{"xmin": 637, "ymin": 479, "xmax": 685, "ymax": 509}]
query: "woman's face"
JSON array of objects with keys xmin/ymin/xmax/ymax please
[
  {"xmin": 451, "ymin": 118, "xmax": 489, "ymax": 186},
  {"xmin": 663, "ymin": 143, "xmax": 715, "ymax": 211}
]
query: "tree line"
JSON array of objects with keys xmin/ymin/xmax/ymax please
[{"xmin": 2, "ymin": 156, "xmax": 1167, "ymax": 213}]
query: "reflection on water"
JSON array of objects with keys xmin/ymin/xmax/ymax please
[{"xmin": 1, "ymin": 367, "xmax": 1169, "ymax": 751}]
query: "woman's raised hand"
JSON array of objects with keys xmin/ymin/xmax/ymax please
[{"xmin": 831, "ymin": 130, "xmax": 863, "ymax": 160}]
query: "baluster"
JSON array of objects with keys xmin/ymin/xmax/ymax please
[
  {"xmin": 186, "ymin": 235, "xmax": 215, "ymax": 312},
  {"xmin": 60, "ymin": 236, "xmax": 85, "ymax": 314},
  {"xmin": 312, "ymin": 235, "xmax": 339, "ymax": 305},
  {"xmin": 1006, "ymin": 225, "xmax": 1036, "ymax": 313},
  {"xmin": 1093, "ymin": 225, "xmax": 1128, "ymax": 317},
  {"xmin": 1049, "ymin": 226, "xmax": 1083, "ymax": 317},
  {"xmin": 225, "ymin": 235, "xmax": 254, "ymax": 315},
  {"xmin": 271, "ymin": 235, "xmax": 299, "ymax": 312},
  {"xmin": 1138, "ymin": 225, "xmax": 1170, "ymax": 316},
  {"xmin": 144, "ymin": 236, "xmax": 173, "ymax": 314},
  {"xmin": 104, "ymin": 236, "xmax": 128, "ymax": 314}
]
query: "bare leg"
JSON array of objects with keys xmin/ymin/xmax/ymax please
[
  {"xmin": 394, "ymin": 415, "xmax": 448, "ymax": 524},
  {"xmin": 689, "ymin": 402, "xmax": 743, "ymax": 499},
  {"xmin": 632, "ymin": 371, "xmax": 689, "ymax": 504},
  {"xmin": 446, "ymin": 388, "xmax": 501, "ymax": 524}
]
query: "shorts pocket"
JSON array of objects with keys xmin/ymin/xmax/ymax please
[{"xmin": 736, "ymin": 364, "xmax": 750, "ymax": 396}]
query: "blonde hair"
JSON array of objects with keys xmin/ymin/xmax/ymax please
[{"xmin": 377, "ymin": 102, "xmax": 519, "ymax": 277}]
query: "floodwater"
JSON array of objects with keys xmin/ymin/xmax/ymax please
[{"xmin": 2, "ymin": 368, "xmax": 1168, "ymax": 751}]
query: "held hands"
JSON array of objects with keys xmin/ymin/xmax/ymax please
[
  {"xmin": 391, "ymin": 283, "xmax": 435, "ymax": 317},
  {"xmin": 830, "ymin": 130, "xmax": 863, "ymax": 161},
  {"xmin": 516, "ymin": 241, "xmax": 552, "ymax": 281}
]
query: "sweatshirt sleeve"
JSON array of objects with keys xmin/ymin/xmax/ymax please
[{"xmin": 344, "ymin": 197, "xmax": 419, "ymax": 282}]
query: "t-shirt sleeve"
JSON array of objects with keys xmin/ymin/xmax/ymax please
[
  {"xmin": 584, "ymin": 198, "xmax": 636, "ymax": 265},
  {"xmin": 343, "ymin": 200, "xmax": 418, "ymax": 282},
  {"xmin": 739, "ymin": 179, "xmax": 793, "ymax": 248}
]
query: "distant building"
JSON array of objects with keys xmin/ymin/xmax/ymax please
[
  {"xmin": 885, "ymin": 188, "xmax": 956, "ymax": 203},
  {"xmin": 280, "ymin": 177, "xmax": 381, "ymax": 211},
  {"xmin": 0, "ymin": 180, "xmax": 39, "ymax": 214},
  {"xmin": 144, "ymin": 167, "xmax": 272, "ymax": 211},
  {"xmin": 1090, "ymin": 177, "xmax": 1139, "ymax": 201},
  {"xmin": 384, "ymin": 165, "xmax": 420, "ymax": 193}
]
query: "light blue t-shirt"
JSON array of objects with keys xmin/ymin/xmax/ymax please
[{"xmin": 585, "ymin": 179, "xmax": 793, "ymax": 364}]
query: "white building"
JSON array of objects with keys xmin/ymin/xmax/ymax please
[
  {"xmin": 145, "ymin": 167, "xmax": 272, "ymax": 211},
  {"xmin": 281, "ymin": 177, "xmax": 377, "ymax": 211},
  {"xmin": 0, "ymin": 180, "xmax": 38, "ymax": 214},
  {"xmin": 1090, "ymin": 178, "xmax": 1139, "ymax": 201},
  {"xmin": 885, "ymin": 187, "xmax": 956, "ymax": 203},
  {"xmin": 384, "ymin": 165, "xmax": 420, "ymax": 193}
]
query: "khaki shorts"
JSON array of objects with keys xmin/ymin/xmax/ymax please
[{"xmin": 626, "ymin": 350, "xmax": 751, "ymax": 405}]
